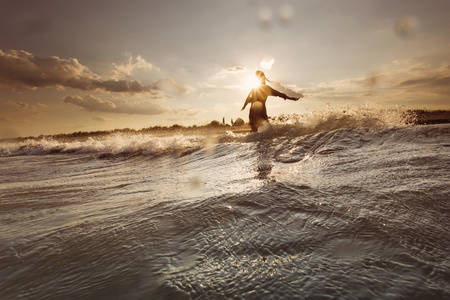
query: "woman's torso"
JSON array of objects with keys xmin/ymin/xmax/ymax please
[{"xmin": 250, "ymin": 85, "xmax": 273, "ymax": 104}]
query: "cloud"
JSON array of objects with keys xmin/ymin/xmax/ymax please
[
  {"xmin": 63, "ymin": 94, "xmax": 167, "ymax": 115},
  {"xmin": 302, "ymin": 83, "xmax": 336, "ymax": 95},
  {"xmin": 63, "ymin": 95, "xmax": 116, "ymax": 111},
  {"xmin": 392, "ymin": 61, "xmax": 450, "ymax": 93},
  {"xmin": 0, "ymin": 116, "xmax": 11, "ymax": 122},
  {"xmin": 227, "ymin": 66, "xmax": 247, "ymax": 73},
  {"xmin": 397, "ymin": 76, "xmax": 450, "ymax": 91},
  {"xmin": 302, "ymin": 59, "xmax": 450, "ymax": 108},
  {"xmin": 0, "ymin": 49, "xmax": 188, "ymax": 96},
  {"xmin": 197, "ymin": 82, "xmax": 217, "ymax": 89},
  {"xmin": 92, "ymin": 115, "xmax": 111, "ymax": 122},
  {"xmin": 150, "ymin": 77, "xmax": 190, "ymax": 94},
  {"xmin": 111, "ymin": 54, "xmax": 159, "ymax": 78},
  {"xmin": 213, "ymin": 66, "xmax": 248, "ymax": 79},
  {"xmin": 9, "ymin": 101, "xmax": 37, "ymax": 110},
  {"xmin": 171, "ymin": 107, "xmax": 200, "ymax": 117},
  {"xmin": 371, "ymin": 61, "xmax": 450, "ymax": 107},
  {"xmin": 260, "ymin": 58, "xmax": 275, "ymax": 70},
  {"xmin": 223, "ymin": 85, "xmax": 243, "ymax": 90}
]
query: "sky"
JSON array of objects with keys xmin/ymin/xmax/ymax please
[{"xmin": 1, "ymin": 0, "xmax": 449, "ymax": 138}]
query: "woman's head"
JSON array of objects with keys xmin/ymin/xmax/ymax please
[{"xmin": 255, "ymin": 70, "xmax": 269, "ymax": 84}]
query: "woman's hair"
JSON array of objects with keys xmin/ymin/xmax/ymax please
[{"xmin": 255, "ymin": 70, "xmax": 271, "ymax": 83}]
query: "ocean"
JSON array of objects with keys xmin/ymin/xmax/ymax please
[{"xmin": 1, "ymin": 107, "xmax": 449, "ymax": 299}]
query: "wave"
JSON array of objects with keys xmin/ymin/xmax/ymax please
[
  {"xmin": 0, "ymin": 133, "xmax": 205, "ymax": 157},
  {"xmin": 0, "ymin": 106, "xmax": 434, "ymax": 157},
  {"xmin": 273, "ymin": 123, "xmax": 450, "ymax": 164}
]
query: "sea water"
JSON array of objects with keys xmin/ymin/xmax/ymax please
[{"xmin": 1, "ymin": 107, "xmax": 449, "ymax": 299}]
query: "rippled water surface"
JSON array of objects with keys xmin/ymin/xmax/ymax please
[{"xmin": 1, "ymin": 113, "xmax": 449, "ymax": 299}]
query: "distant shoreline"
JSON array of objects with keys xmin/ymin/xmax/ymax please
[
  {"xmin": 2, "ymin": 109, "xmax": 449, "ymax": 142},
  {"xmin": 405, "ymin": 109, "xmax": 450, "ymax": 125}
]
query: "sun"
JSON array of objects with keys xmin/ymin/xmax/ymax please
[{"xmin": 245, "ymin": 75, "xmax": 261, "ymax": 90}]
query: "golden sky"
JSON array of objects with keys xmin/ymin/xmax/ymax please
[{"xmin": 1, "ymin": 0, "xmax": 449, "ymax": 138}]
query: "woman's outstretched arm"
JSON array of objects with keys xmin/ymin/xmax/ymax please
[
  {"xmin": 284, "ymin": 95, "xmax": 300, "ymax": 101},
  {"xmin": 270, "ymin": 87, "xmax": 300, "ymax": 101},
  {"xmin": 241, "ymin": 92, "xmax": 252, "ymax": 110}
]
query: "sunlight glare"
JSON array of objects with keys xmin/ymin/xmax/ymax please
[
  {"xmin": 246, "ymin": 75, "xmax": 261, "ymax": 90},
  {"xmin": 260, "ymin": 58, "xmax": 274, "ymax": 70}
]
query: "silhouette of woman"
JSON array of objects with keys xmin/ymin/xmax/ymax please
[{"xmin": 241, "ymin": 70, "xmax": 299, "ymax": 132}]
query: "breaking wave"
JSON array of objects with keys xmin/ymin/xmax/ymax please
[{"xmin": 0, "ymin": 106, "xmax": 414, "ymax": 157}]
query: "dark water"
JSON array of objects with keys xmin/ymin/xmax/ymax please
[{"xmin": 1, "ymin": 110, "xmax": 449, "ymax": 299}]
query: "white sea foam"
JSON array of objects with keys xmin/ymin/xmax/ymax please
[
  {"xmin": 0, "ymin": 133, "xmax": 205, "ymax": 157},
  {"xmin": 271, "ymin": 105, "xmax": 409, "ymax": 135},
  {"xmin": 0, "ymin": 106, "xmax": 414, "ymax": 157}
]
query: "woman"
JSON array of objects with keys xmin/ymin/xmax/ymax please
[{"xmin": 241, "ymin": 70, "xmax": 299, "ymax": 132}]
